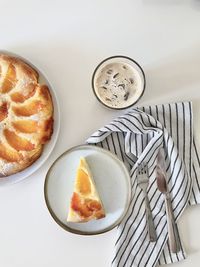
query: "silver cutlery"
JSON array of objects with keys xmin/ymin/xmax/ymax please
[
  {"xmin": 137, "ymin": 162, "xmax": 157, "ymax": 242},
  {"xmin": 157, "ymin": 148, "xmax": 181, "ymax": 253}
]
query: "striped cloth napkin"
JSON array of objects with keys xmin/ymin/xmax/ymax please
[{"xmin": 86, "ymin": 101, "xmax": 200, "ymax": 267}]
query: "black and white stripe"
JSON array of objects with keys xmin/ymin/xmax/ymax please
[{"xmin": 86, "ymin": 102, "xmax": 200, "ymax": 267}]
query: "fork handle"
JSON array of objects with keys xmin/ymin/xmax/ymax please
[
  {"xmin": 144, "ymin": 195, "xmax": 157, "ymax": 242},
  {"xmin": 165, "ymin": 196, "xmax": 181, "ymax": 253}
]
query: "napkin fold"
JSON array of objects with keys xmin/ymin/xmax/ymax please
[{"xmin": 86, "ymin": 101, "xmax": 200, "ymax": 267}]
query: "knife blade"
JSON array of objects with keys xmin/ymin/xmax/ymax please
[{"xmin": 157, "ymin": 148, "xmax": 181, "ymax": 253}]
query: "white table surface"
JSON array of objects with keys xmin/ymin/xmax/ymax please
[{"xmin": 0, "ymin": 0, "xmax": 200, "ymax": 266}]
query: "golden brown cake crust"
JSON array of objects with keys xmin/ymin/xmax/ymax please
[
  {"xmin": 0, "ymin": 54, "xmax": 39, "ymax": 82},
  {"xmin": 0, "ymin": 53, "xmax": 54, "ymax": 177}
]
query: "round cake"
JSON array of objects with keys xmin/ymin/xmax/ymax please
[{"xmin": 0, "ymin": 54, "xmax": 53, "ymax": 177}]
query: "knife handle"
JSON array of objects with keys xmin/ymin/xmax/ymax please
[
  {"xmin": 165, "ymin": 196, "xmax": 181, "ymax": 253},
  {"xmin": 144, "ymin": 194, "xmax": 157, "ymax": 242}
]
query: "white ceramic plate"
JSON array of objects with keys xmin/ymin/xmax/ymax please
[
  {"xmin": 0, "ymin": 50, "xmax": 60, "ymax": 186},
  {"xmin": 44, "ymin": 145, "xmax": 131, "ymax": 235}
]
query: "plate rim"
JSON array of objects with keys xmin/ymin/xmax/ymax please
[
  {"xmin": 0, "ymin": 50, "xmax": 60, "ymax": 185},
  {"xmin": 44, "ymin": 144, "xmax": 131, "ymax": 236}
]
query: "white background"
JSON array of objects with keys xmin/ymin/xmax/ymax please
[{"xmin": 0, "ymin": 0, "xmax": 200, "ymax": 266}]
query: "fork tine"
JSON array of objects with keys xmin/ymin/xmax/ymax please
[
  {"xmin": 143, "ymin": 162, "xmax": 146, "ymax": 174},
  {"xmin": 140, "ymin": 163, "xmax": 144, "ymax": 172},
  {"xmin": 140, "ymin": 163, "xmax": 142, "ymax": 174},
  {"xmin": 141, "ymin": 162, "xmax": 144, "ymax": 174},
  {"xmin": 137, "ymin": 163, "xmax": 141, "ymax": 175},
  {"xmin": 144, "ymin": 162, "xmax": 148, "ymax": 174}
]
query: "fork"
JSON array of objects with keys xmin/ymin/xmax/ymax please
[{"xmin": 137, "ymin": 162, "xmax": 157, "ymax": 242}]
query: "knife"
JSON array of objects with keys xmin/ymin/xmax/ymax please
[{"xmin": 156, "ymin": 148, "xmax": 181, "ymax": 253}]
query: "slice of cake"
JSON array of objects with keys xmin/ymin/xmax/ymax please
[{"xmin": 67, "ymin": 157, "xmax": 105, "ymax": 223}]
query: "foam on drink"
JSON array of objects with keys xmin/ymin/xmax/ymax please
[{"xmin": 93, "ymin": 58, "xmax": 145, "ymax": 109}]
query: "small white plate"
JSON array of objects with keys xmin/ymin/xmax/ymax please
[
  {"xmin": 44, "ymin": 145, "xmax": 131, "ymax": 235},
  {"xmin": 0, "ymin": 50, "xmax": 60, "ymax": 186}
]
